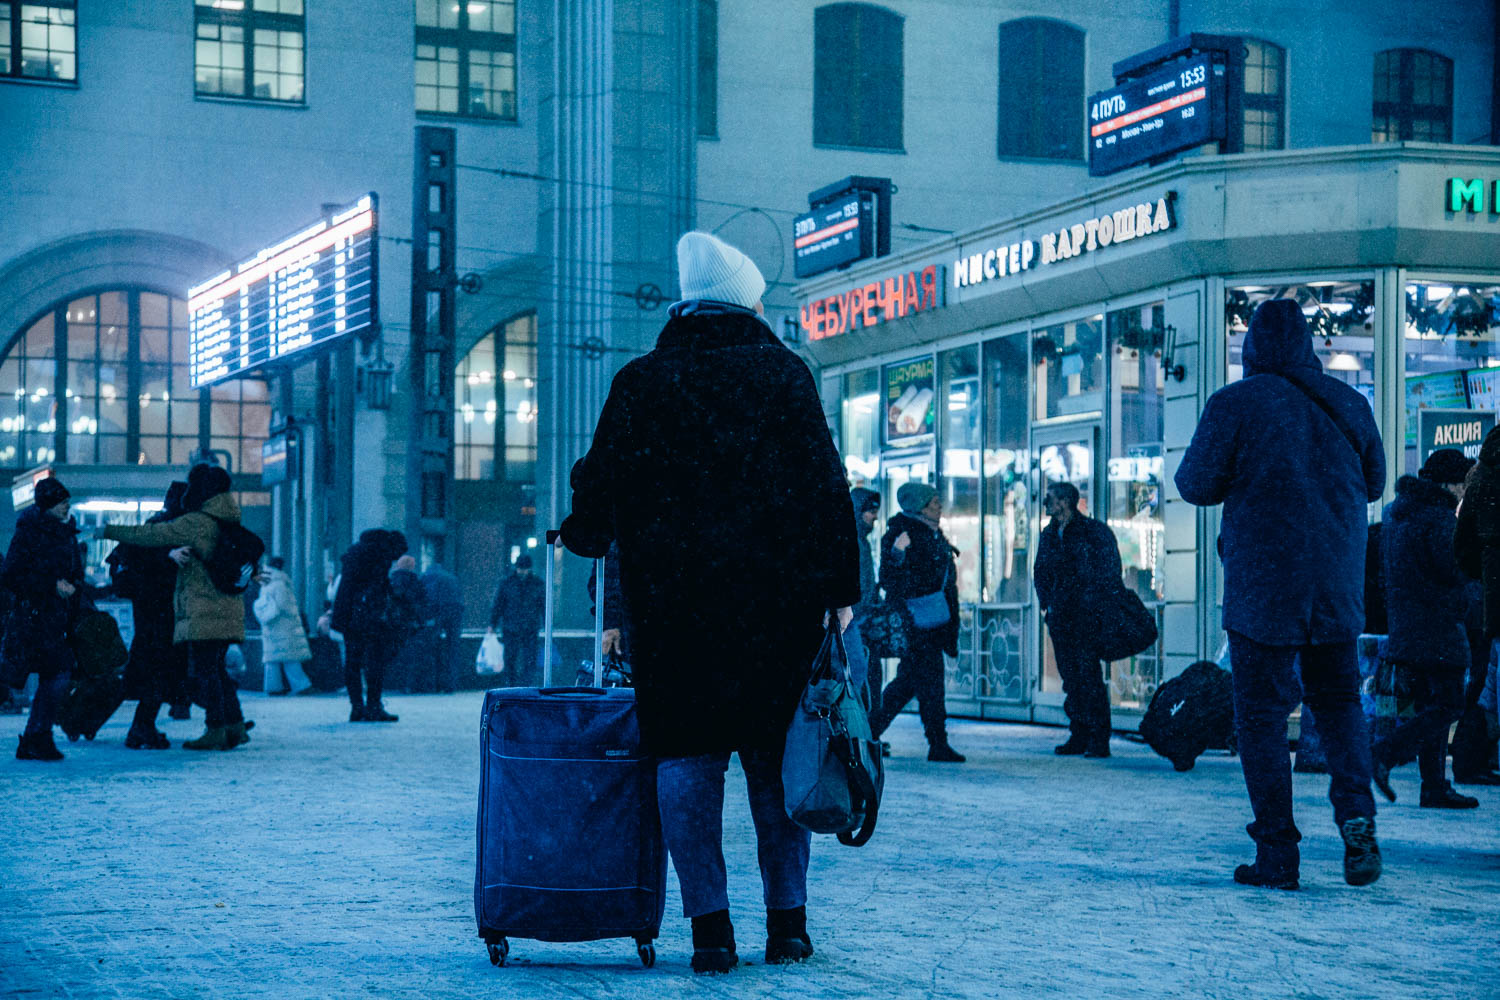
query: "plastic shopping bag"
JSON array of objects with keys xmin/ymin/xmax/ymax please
[{"xmin": 476, "ymin": 629, "xmax": 505, "ymax": 675}]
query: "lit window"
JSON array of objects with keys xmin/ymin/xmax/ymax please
[
  {"xmin": 455, "ymin": 312, "xmax": 536, "ymax": 481},
  {"xmin": 997, "ymin": 18, "xmax": 1084, "ymax": 161},
  {"xmin": 813, "ymin": 3, "xmax": 903, "ymax": 151},
  {"xmin": 1372, "ymin": 49, "xmax": 1452, "ymax": 143},
  {"xmin": 194, "ymin": 0, "xmax": 305, "ymax": 104},
  {"xmin": 415, "ymin": 0, "xmax": 517, "ymax": 121},
  {"xmin": 1241, "ymin": 39, "xmax": 1285, "ymax": 151},
  {"xmin": 2, "ymin": 2, "xmax": 76, "ymax": 83}
]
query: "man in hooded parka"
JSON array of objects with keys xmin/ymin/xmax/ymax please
[{"xmin": 1176, "ymin": 299, "xmax": 1386, "ymax": 891}]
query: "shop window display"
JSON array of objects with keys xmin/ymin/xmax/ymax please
[
  {"xmin": 1033, "ymin": 314, "xmax": 1104, "ymax": 419},
  {"xmin": 981, "ymin": 333, "xmax": 1030, "ymax": 605},
  {"xmin": 840, "ymin": 367, "xmax": 880, "ymax": 488},
  {"xmin": 1226, "ymin": 281, "xmax": 1377, "ymax": 398},
  {"xmin": 939, "ymin": 346, "xmax": 981, "ymax": 604},
  {"xmin": 1403, "ymin": 280, "xmax": 1500, "ymax": 474}
]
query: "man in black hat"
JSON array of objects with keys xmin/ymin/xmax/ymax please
[
  {"xmin": 1372, "ymin": 447, "xmax": 1480, "ymax": 809},
  {"xmin": 490, "ymin": 553, "xmax": 545, "ymax": 686}
]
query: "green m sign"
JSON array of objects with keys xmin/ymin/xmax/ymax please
[{"xmin": 1448, "ymin": 177, "xmax": 1500, "ymax": 214}]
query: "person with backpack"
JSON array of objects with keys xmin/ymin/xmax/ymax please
[
  {"xmin": 100, "ymin": 464, "xmax": 257, "ymax": 751},
  {"xmin": 329, "ymin": 529, "xmax": 406, "ymax": 722},
  {"xmin": 107, "ymin": 480, "xmax": 188, "ymax": 749},
  {"xmin": 2, "ymin": 477, "xmax": 86, "ymax": 761}
]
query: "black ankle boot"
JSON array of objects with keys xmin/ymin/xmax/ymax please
[
  {"xmin": 690, "ymin": 909, "xmax": 738, "ymax": 974},
  {"xmin": 16, "ymin": 731, "xmax": 64, "ymax": 762},
  {"xmin": 765, "ymin": 905, "xmax": 814, "ymax": 964}
]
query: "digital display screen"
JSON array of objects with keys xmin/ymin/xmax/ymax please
[
  {"xmin": 793, "ymin": 193, "xmax": 870, "ymax": 279},
  {"xmin": 1405, "ymin": 369, "xmax": 1470, "ymax": 446},
  {"xmin": 187, "ymin": 194, "xmax": 378, "ymax": 388},
  {"xmin": 1088, "ymin": 54, "xmax": 1223, "ymax": 177}
]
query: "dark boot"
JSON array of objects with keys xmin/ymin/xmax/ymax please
[
  {"xmin": 125, "ymin": 728, "xmax": 171, "ymax": 750},
  {"xmin": 182, "ymin": 726, "xmax": 230, "ymax": 751},
  {"xmin": 1340, "ymin": 816, "xmax": 1382, "ymax": 887},
  {"xmin": 223, "ymin": 722, "xmax": 251, "ymax": 749},
  {"xmin": 1419, "ymin": 783, "xmax": 1480, "ymax": 809},
  {"xmin": 1233, "ymin": 862, "xmax": 1299, "ymax": 891},
  {"xmin": 363, "ymin": 703, "xmax": 399, "ymax": 723},
  {"xmin": 765, "ymin": 906, "xmax": 814, "ymax": 964},
  {"xmin": 690, "ymin": 909, "xmax": 738, "ymax": 974},
  {"xmin": 1084, "ymin": 735, "xmax": 1111, "ymax": 759},
  {"xmin": 16, "ymin": 732, "xmax": 64, "ymax": 761},
  {"xmin": 927, "ymin": 743, "xmax": 966, "ymax": 763},
  {"xmin": 1054, "ymin": 735, "xmax": 1088, "ymax": 755}
]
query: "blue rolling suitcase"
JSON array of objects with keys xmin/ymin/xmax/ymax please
[{"xmin": 474, "ymin": 538, "xmax": 666, "ymax": 968}]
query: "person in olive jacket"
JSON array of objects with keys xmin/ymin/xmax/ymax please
[
  {"xmin": 561, "ymin": 232, "xmax": 858, "ymax": 974},
  {"xmin": 868, "ymin": 482, "xmax": 965, "ymax": 763},
  {"xmin": 101, "ymin": 464, "xmax": 250, "ymax": 751},
  {"xmin": 3, "ymin": 477, "xmax": 86, "ymax": 761},
  {"xmin": 1032, "ymin": 481, "xmax": 1122, "ymax": 758},
  {"xmin": 1372, "ymin": 449, "xmax": 1479, "ymax": 809}
]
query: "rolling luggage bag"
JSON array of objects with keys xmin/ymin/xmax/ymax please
[
  {"xmin": 474, "ymin": 532, "xmax": 665, "ymax": 968},
  {"xmin": 1139, "ymin": 660, "xmax": 1234, "ymax": 771},
  {"xmin": 57, "ymin": 670, "xmax": 125, "ymax": 742}
]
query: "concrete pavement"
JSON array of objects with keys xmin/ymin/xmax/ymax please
[{"xmin": 1, "ymin": 691, "xmax": 1497, "ymax": 999}]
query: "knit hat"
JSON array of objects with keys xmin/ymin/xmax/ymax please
[
  {"xmin": 676, "ymin": 231, "xmax": 767, "ymax": 308},
  {"xmin": 851, "ymin": 487, "xmax": 881, "ymax": 516},
  {"xmin": 514, "ymin": 553, "xmax": 533, "ymax": 570},
  {"xmin": 1419, "ymin": 448, "xmax": 1474, "ymax": 484},
  {"xmin": 897, "ymin": 482, "xmax": 939, "ymax": 514},
  {"xmin": 33, "ymin": 476, "xmax": 69, "ymax": 512},
  {"xmin": 184, "ymin": 464, "xmax": 231, "ymax": 512}
]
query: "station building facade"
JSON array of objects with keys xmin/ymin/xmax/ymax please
[
  {"xmin": 0, "ymin": 0, "xmax": 1494, "ymax": 651},
  {"xmin": 799, "ymin": 143, "xmax": 1500, "ymax": 727}
]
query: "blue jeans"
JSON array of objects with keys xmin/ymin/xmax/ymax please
[
  {"xmin": 24, "ymin": 671, "xmax": 71, "ymax": 736},
  {"xmin": 1228, "ymin": 632, "xmax": 1375, "ymax": 872},
  {"xmin": 656, "ymin": 749, "xmax": 812, "ymax": 918}
]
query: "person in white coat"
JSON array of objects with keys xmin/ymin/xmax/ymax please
[{"xmin": 255, "ymin": 557, "xmax": 314, "ymax": 695}]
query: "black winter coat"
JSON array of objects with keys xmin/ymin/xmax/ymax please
[
  {"xmin": 880, "ymin": 512, "xmax": 959, "ymax": 657},
  {"xmin": 1364, "ymin": 523, "xmax": 1388, "ymax": 635},
  {"xmin": 1383, "ymin": 476, "xmax": 1469, "ymax": 671},
  {"xmin": 330, "ymin": 532, "xmax": 402, "ymax": 639},
  {"xmin": 561, "ymin": 305, "xmax": 860, "ymax": 756},
  {"xmin": 1033, "ymin": 514, "xmax": 1122, "ymax": 638},
  {"xmin": 1, "ymin": 506, "xmax": 85, "ymax": 684},
  {"xmin": 1175, "ymin": 301, "xmax": 1385, "ymax": 645},
  {"xmin": 108, "ymin": 507, "xmax": 181, "ymax": 697},
  {"xmin": 490, "ymin": 571, "xmax": 544, "ymax": 638},
  {"xmin": 1455, "ymin": 429, "xmax": 1500, "ymax": 639}
]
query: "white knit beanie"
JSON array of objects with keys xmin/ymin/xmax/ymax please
[{"xmin": 675, "ymin": 231, "xmax": 767, "ymax": 309}]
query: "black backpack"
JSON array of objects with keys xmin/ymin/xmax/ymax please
[{"xmin": 204, "ymin": 517, "xmax": 265, "ymax": 595}]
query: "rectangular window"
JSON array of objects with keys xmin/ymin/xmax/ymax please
[
  {"xmin": 455, "ymin": 312, "xmax": 536, "ymax": 482},
  {"xmin": 1033, "ymin": 315, "xmax": 1104, "ymax": 419},
  {"xmin": 194, "ymin": 0, "xmax": 304, "ymax": 104},
  {"xmin": 1404, "ymin": 280, "xmax": 1500, "ymax": 475},
  {"xmin": 939, "ymin": 345, "xmax": 981, "ymax": 604},
  {"xmin": 415, "ymin": 0, "xmax": 517, "ymax": 121},
  {"xmin": 1241, "ymin": 40, "xmax": 1285, "ymax": 152},
  {"xmin": 2, "ymin": 2, "xmax": 75, "ymax": 83},
  {"xmin": 696, "ymin": 0, "xmax": 716, "ymax": 137}
]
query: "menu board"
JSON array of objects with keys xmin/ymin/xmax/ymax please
[
  {"xmin": 187, "ymin": 194, "xmax": 378, "ymax": 388},
  {"xmin": 1465, "ymin": 366, "xmax": 1500, "ymax": 412},
  {"xmin": 883, "ymin": 356, "xmax": 936, "ymax": 446},
  {"xmin": 1404, "ymin": 369, "xmax": 1469, "ymax": 447}
]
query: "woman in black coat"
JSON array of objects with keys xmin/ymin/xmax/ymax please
[
  {"xmin": 1374, "ymin": 451, "xmax": 1479, "ymax": 808},
  {"xmin": 868, "ymin": 482, "xmax": 964, "ymax": 762},
  {"xmin": 2, "ymin": 477, "xmax": 85, "ymax": 761},
  {"xmin": 330, "ymin": 529, "xmax": 406, "ymax": 722}
]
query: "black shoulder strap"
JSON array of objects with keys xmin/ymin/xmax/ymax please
[{"xmin": 1276, "ymin": 371, "xmax": 1364, "ymax": 462}]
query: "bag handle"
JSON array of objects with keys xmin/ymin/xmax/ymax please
[
  {"xmin": 809, "ymin": 617, "xmax": 853, "ymax": 684},
  {"xmin": 832, "ymin": 735, "xmax": 880, "ymax": 847}
]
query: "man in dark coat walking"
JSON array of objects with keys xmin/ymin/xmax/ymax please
[
  {"xmin": 489, "ymin": 554, "xmax": 544, "ymax": 686},
  {"xmin": 561, "ymin": 231, "xmax": 859, "ymax": 974},
  {"xmin": 2, "ymin": 477, "xmax": 85, "ymax": 761},
  {"xmin": 1452, "ymin": 425, "xmax": 1500, "ymax": 785},
  {"xmin": 868, "ymin": 483, "xmax": 964, "ymax": 761},
  {"xmin": 1176, "ymin": 299, "xmax": 1385, "ymax": 891},
  {"xmin": 1032, "ymin": 481, "xmax": 1121, "ymax": 758},
  {"xmin": 1372, "ymin": 449, "xmax": 1479, "ymax": 808}
]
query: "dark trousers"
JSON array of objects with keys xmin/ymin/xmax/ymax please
[
  {"xmin": 344, "ymin": 634, "xmax": 392, "ymax": 709},
  {"xmin": 869, "ymin": 635, "xmax": 947, "ymax": 746},
  {"xmin": 190, "ymin": 640, "xmax": 243, "ymax": 729},
  {"xmin": 1451, "ymin": 641, "xmax": 1498, "ymax": 777},
  {"xmin": 24, "ymin": 671, "xmax": 71, "ymax": 736},
  {"xmin": 1373, "ymin": 667, "xmax": 1464, "ymax": 791},
  {"xmin": 503, "ymin": 632, "xmax": 541, "ymax": 688},
  {"xmin": 1051, "ymin": 631, "xmax": 1111, "ymax": 747},
  {"xmin": 1227, "ymin": 632, "xmax": 1375, "ymax": 871},
  {"xmin": 166, "ymin": 644, "xmax": 191, "ymax": 713}
]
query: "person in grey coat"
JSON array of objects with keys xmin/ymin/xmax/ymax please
[{"xmin": 1175, "ymin": 298, "xmax": 1385, "ymax": 892}]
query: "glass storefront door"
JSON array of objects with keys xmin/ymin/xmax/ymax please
[{"xmin": 1032, "ymin": 422, "xmax": 1098, "ymax": 708}]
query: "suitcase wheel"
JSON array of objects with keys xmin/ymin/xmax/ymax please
[
  {"xmin": 487, "ymin": 938, "xmax": 508, "ymax": 967},
  {"xmin": 636, "ymin": 941, "xmax": 655, "ymax": 968},
  {"xmin": 66, "ymin": 732, "xmax": 81, "ymax": 743}
]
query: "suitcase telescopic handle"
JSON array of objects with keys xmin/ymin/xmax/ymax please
[{"xmin": 541, "ymin": 529, "xmax": 606, "ymax": 688}]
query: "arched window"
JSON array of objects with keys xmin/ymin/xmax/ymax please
[
  {"xmin": 455, "ymin": 311, "xmax": 536, "ymax": 482},
  {"xmin": 1241, "ymin": 39, "xmax": 1286, "ymax": 151},
  {"xmin": 1373, "ymin": 49, "xmax": 1452, "ymax": 142},
  {"xmin": 0, "ymin": 288, "xmax": 269, "ymax": 472},
  {"xmin": 997, "ymin": 18, "xmax": 1084, "ymax": 161},
  {"xmin": 813, "ymin": 3, "xmax": 903, "ymax": 151}
]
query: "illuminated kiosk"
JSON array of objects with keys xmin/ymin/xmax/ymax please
[{"xmin": 797, "ymin": 143, "xmax": 1500, "ymax": 731}]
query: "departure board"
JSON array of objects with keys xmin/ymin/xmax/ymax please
[
  {"xmin": 187, "ymin": 194, "xmax": 378, "ymax": 388},
  {"xmin": 794, "ymin": 192, "xmax": 871, "ymax": 279},
  {"xmin": 1088, "ymin": 54, "xmax": 1224, "ymax": 177}
]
